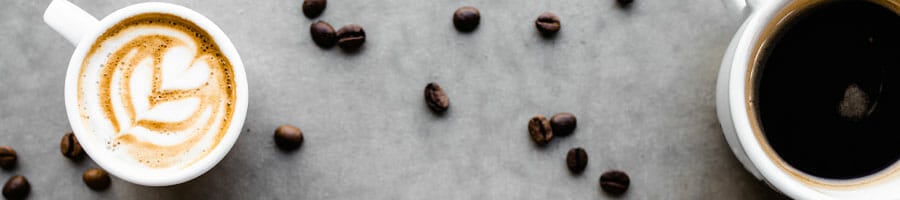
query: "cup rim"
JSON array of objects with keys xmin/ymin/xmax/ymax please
[
  {"xmin": 728, "ymin": 1, "xmax": 830, "ymax": 198},
  {"xmin": 727, "ymin": 0, "xmax": 900, "ymax": 198},
  {"xmin": 63, "ymin": 2, "xmax": 248, "ymax": 186}
]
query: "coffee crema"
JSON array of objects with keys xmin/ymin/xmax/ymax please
[{"xmin": 77, "ymin": 13, "xmax": 236, "ymax": 170}]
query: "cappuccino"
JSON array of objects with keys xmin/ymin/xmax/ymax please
[{"xmin": 76, "ymin": 13, "xmax": 236, "ymax": 170}]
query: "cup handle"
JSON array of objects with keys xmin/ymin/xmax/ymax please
[
  {"xmin": 722, "ymin": 0, "xmax": 767, "ymax": 16},
  {"xmin": 43, "ymin": 0, "xmax": 99, "ymax": 46}
]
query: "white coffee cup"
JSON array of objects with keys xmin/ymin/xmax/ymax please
[
  {"xmin": 43, "ymin": 0, "xmax": 248, "ymax": 186},
  {"xmin": 718, "ymin": 0, "xmax": 900, "ymax": 199}
]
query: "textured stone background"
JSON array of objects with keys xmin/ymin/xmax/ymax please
[{"xmin": 0, "ymin": 0, "xmax": 788, "ymax": 199}]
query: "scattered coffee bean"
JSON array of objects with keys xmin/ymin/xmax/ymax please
[
  {"xmin": 310, "ymin": 20, "xmax": 336, "ymax": 48},
  {"xmin": 528, "ymin": 115, "xmax": 553, "ymax": 145},
  {"xmin": 60, "ymin": 132, "xmax": 85, "ymax": 161},
  {"xmin": 566, "ymin": 147, "xmax": 588, "ymax": 174},
  {"xmin": 336, "ymin": 24, "xmax": 366, "ymax": 50},
  {"xmin": 550, "ymin": 112, "xmax": 577, "ymax": 136},
  {"xmin": 302, "ymin": 0, "xmax": 327, "ymax": 18},
  {"xmin": 0, "ymin": 146, "xmax": 17, "ymax": 170},
  {"xmin": 600, "ymin": 170, "xmax": 630, "ymax": 195},
  {"xmin": 617, "ymin": 0, "xmax": 634, "ymax": 7},
  {"xmin": 424, "ymin": 82, "xmax": 450, "ymax": 113},
  {"xmin": 83, "ymin": 168, "xmax": 111, "ymax": 191},
  {"xmin": 453, "ymin": 6, "xmax": 481, "ymax": 32},
  {"xmin": 2, "ymin": 175, "xmax": 29, "ymax": 200},
  {"xmin": 274, "ymin": 125, "xmax": 304, "ymax": 150},
  {"xmin": 535, "ymin": 12, "xmax": 561, "ymax": 36}
]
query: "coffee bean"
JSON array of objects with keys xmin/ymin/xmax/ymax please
[
  {"xmin": 535, "ymin": 12, "xmax": 561, "ymax": 37},
  {"xmin": 550, "ymin": 112, "xmax": 577, "ymax": 136},
  {"xmin": 2, "ymin": 175, "xmax": 29, "ymax": 200},
  {"xmin": 336, "ymin": 24, "xmax": 366, "ymax": 50},
  {"xmin": 60, "ymin": 132, "xmax": 85, "ymax": 161},
  {"xmin": 600, "ymin": 170, "xmax": 630, "ymax": 195},
  {"xmin": 310, "ymin": 20, "xmax": 336, "ymax": 48},
  {"xmin": 617, "ymin": 0, "xmax": 634, "ymax": 7},
  {"xmin": 424, "ymin": 82, "xmax": 450, "ymax": 113},
  {"xmin": 302, "ymin": 0, "xmax": 327, "ymax": 18},
  {"xmin": 0, "ymin": 146, "xmax": 17, "ymax": 170},
  {"xmin": 274, "ymin": 125, "xmax": 304, "ymax": 150},
  {"xmin": 83, "ymin": 168, "xmax": 111, "ymax": 191},
  {"xmin": 566, "ymin": 147, "xmax": 588, "ymax": 174},
  {"xmin": 528, "ymin": 115, "xmax": 553, "ymax": 145},
  {"xmin": 453, "ymin": 6, "xmax": 480, "ymax": 32}
]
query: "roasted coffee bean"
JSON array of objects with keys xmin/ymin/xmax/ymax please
[
  {"xmin": 2, "ymin": 175, "xmax": 29, "ymax": 200},
  {"xmin": 453, "ymin": 6, "xmax": 480, "ymax": 32},
  {"xmin": 302, "ymin": 0, "xmax": 327, "ymax": 18},
  {"xmin": 566, "ymin": 147, "xmax": 588, "ymax": 174},
  {"xmin": 310, "ymin": 20, "xmax": 336, "ymax": 48},
  {"xmin": 535, "ymin": 12, "xmax": 561, "ymax": 36},
  {"xmin": 83, "ymin": 168, "xmax": 111, "ymax": 191},
  {"xmin": 336, "ymin": 24, "xmax": 366, "ymax": 50},
  {"xmin": 274, "ymin": 125, "xmax": 304, "ymax": 150},
  {"xmin": 0, "ymin": 146, "xmax": 17, "ymax": 170},
  {"xmin": 617, "ymin": 0, "xmax": 634, "ymax": 7},
  {"xmin": 424, "ymin": 82, "xmax": 450, "ymax": 113},
  {"xmin": 528, "ymin": 115, "xmax": 553, "ymax": 145},
  {"xmin": 600, "ymin": 170, "xmax": 630, "ymax": 195},
  {"xmin": 60, "ymin": 132, "xmax": 85, "ymax": 161},
  {"xmin": 550, "ymin": 112, "xmax": 577, "ymax": 136}
]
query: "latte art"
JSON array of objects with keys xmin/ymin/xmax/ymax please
[{"xmin": 77, "ymin": 13, "xmax": 236, "ymax": 170}]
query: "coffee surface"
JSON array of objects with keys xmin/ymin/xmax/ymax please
[
  {"xmin": 758, "ymin": 0, "xmax": 900, "ymax": 179},
  {"xmin": 77, "ymin": 13, "xmax": 236, "ymax": 170}
]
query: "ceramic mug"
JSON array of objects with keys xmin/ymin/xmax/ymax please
[
  {"xmin": 717, "ymin": 0, "xmax": 900, "ymax": 199},
  {"xmin": 43, "ymin": 0, "xmax": 248, "ymax": 186}
]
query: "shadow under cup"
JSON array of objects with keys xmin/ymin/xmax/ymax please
[{"xmin": 746, "ymin": 0, "xmax": 900, "ymax": 188}]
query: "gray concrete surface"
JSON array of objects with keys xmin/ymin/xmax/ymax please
[{"xmin": 0, "ymin": 0, "xmax": 788, "ymax": 199}]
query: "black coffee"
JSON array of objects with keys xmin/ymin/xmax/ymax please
[{"xmin": 757, "ymin": 0, "xmax": 900, "ymax": 179}]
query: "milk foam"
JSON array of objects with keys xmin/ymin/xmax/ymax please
[{"xmin": 77, "ymin": 13, "xmax": 236, "ymax": 171}]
